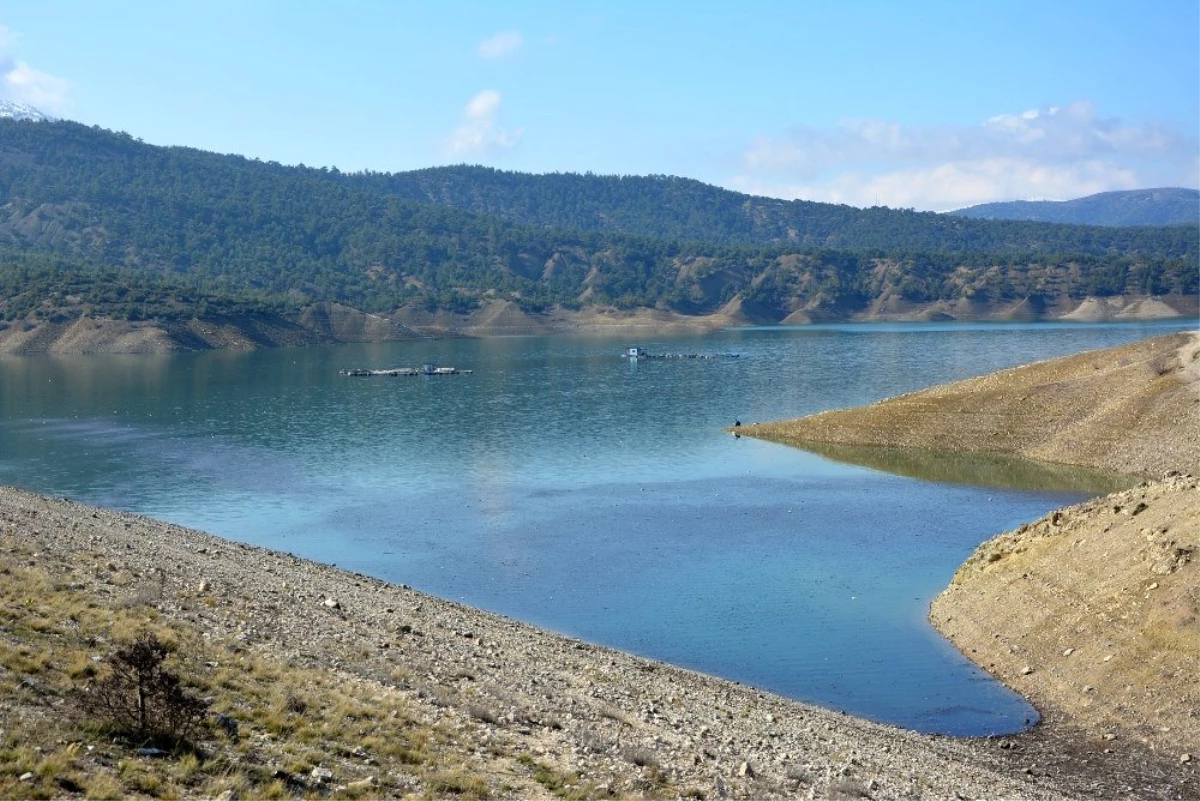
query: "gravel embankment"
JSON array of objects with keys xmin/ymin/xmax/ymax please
[{"xmin": 1, "ymin": 487, "xmax": 1133, "ymax": 800}]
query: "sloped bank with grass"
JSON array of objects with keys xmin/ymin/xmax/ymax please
[{"xmin": 0, "ymin": 487, "xmax": 1146, "ymax": 801}]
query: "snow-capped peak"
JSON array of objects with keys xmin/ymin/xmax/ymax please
[{"xmin": 0, "ymin": 100, "xmax": 51, "ymax": 122}]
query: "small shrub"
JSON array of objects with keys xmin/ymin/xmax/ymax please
[
  {"xmin": 826, "ymin": 778, "xmax": 872, "ymax": 799},
  {"xmin": 467, "ymin": 704, "xmax": 498, "ymax": 724},
  {"xmin": 622, "ymin": 745, "xmax": 659, "ymax": 769},
  {"xmin": 74, "ymin": 632, "xmax": 210, "ymax": 747}
]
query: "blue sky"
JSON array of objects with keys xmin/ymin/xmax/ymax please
[{"xmin": 1, "ymin": 1, "xmax": 1196, "ymax": 210}]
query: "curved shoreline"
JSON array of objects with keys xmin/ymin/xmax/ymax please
[
  {"xmin": 1, "ymin": 487, "xmax": 1095, "ymax": 799},
  {"xmin": 3, "ymin": 333, "xmax": 1196, "ymax": 797},
  {"xmin": 739, "ymin": 331, "xmax": 1199, "ymax": 795}
]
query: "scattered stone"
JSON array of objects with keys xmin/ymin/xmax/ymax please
[
  {"xmin": 738, "ymin": 761, "xmax": 754, "ymax": 778},
  {"xmin": 323, "ymin": 597, "xmax": 340, "ymax": 609},
  {"xmin": 214, "ymin": 790, "xmax": 237, "ymax": 801},
  {"xmin": 198, "ymin": 579, "xmax": 211, "ymax": 592},
  {"xmin": 136, "ymin": 747, "xmax": 170, "ymax": 758},
  {"xmin": 18, "ymin": 772, "xmax": 33, "ymax": 782},
  {"xmin": 347, "ymin": 776, "xmax": 378, "ymax": 790},
  {"xmin": 1062, "ymin": 648, "xmax": 1074, "ymax": 657},
  {"xmin": 1182, "ymin": 754, "xmax": 1192, "ymax": 764},
  {"xmin": 1021, "ymin": 666, "xmax": 1034, "ymax": 675},
  {"xmin": 215, "ymin": 713, "xmax": 239, "ymax": 739},
  {"xmin": 310, "ymin": 766, "xmax": 334, "ymax": 784}
]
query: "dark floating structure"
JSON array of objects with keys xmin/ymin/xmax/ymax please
[
  {"xmin": 340, "ymin": 364, "xmax": 473, "ymax": 377},
  {"xmin": 622, "ymin": 346, "xmax": 740, "ymax": 360}
]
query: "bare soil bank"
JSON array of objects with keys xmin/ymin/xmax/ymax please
[
  {"xmin": 931, "ymin": 475, "xmax": 1198, "ymax": 759},
  {"xmin": 1, "ymin": 294, "xmax": 1194, "ymax": 354},
  {"xmin": 1, "ymin": 488, "xmax": 1135, "ymax": 800}
]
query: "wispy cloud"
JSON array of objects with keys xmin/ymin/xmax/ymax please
[
  {"xmin": 731, "ymin": 102, "xmax": 1198, "ymax": 210},
  {"xmin": 444, "ymin": 89, "xmax": 523, "ymax": 158},
  {"xmin": 0, "ymin": 24, "xmax": 67, "ymax": 113},
  {"xmin": 477, "ymin": 30, "xmax": 523, "ymax": 60}
]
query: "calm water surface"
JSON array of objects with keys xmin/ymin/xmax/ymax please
[{"xmin": 0, "ymin": 321, "xmax": 1188, "ymax": 734}]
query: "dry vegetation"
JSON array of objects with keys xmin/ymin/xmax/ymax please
[
  {"xmin": 931, "ymin": 475, "xmax": 1199, "ymax": 757},
  {"xmin": 4, "ymin": 488, "xmax": 1133, "ymax": 801},
  {"xmin": 5, "ymin": 331, "xmax": 1199, "ymax": 799},
  {"xmin": 0, "ymin": 531, "xmax": 586, "ymax": 801}
]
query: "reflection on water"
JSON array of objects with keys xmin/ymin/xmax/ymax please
[
  {"xmin": 0, "ymin": 320, "xmax": 1189, "ymax": 735},
  {"xmin": 788, "ymin": 441, "xmax": 1135, "ymax": 494}
]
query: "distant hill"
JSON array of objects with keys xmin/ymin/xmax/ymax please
[
  {"xmin": 950, "ymin": 188, "xmax": 1199, "ymax": 227},
  {"xmin": 342, "ymin": 166, "xmax": 1198, "ymax": 252},
  {"xmin": 0, "ymin": 119, "xmax": 1195, "ymax": 337}
]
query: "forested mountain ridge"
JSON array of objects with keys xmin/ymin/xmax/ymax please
[
  {"xmin": 0, "ymin": 119, "xmax": 1195, "ymax": 351},
  {"xmin": 343, "ymin": 165, "xmax": 1198, "ymax": 254},
  {"xmin": 950, "ymin": 188, "xmax": 1200, "ymax": 227}
]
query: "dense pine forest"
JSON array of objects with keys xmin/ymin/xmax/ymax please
[{"xmin": 0, "ymin": 118, "xmax": 1196, "ymax": 325}]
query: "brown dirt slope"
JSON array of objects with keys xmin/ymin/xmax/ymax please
[
  {"xmin": 0, "ymin": 315, "xmax": 333, "ymax": 354},
  {"xmin": 741, "ymin": 331, "xmax": 1200, "ymax": 478},
  {"xmin": 931, "ymin": 475, "xmax": 1198, "ymax": 759}
]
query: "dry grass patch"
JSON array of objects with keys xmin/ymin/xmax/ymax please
[{"xmin": 0, "ymin": 531, "xmax": 539, "ymax": 800}]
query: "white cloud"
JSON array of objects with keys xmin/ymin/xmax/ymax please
[
  {"xmin": 732, "ymin": 102, "xmax": 1197, "ymax": 209},
  {"xmin": 731, "ymin": 159, "xmax": 1139, "ymax": 211},
  {"xmin": 444, "ymin": 89, "xmax": 522, "ymax": 158},
  {"xmin": 464, "ymin": 88, "xmax": 502, "ymax": 121},
  {"xmin": 0, "ymin": 24, "xmax": 67, "ymax": 113},
  {"xmin": 0, "ymin": 24, "xmax": 18, "ymax": 51},
  {"xmin": 477, "ymin": 30, "xmax": 523, "ymax": 60},
  {"xmin": 3, "ymin": 60, "xmax": 68, "ymax": 111}
]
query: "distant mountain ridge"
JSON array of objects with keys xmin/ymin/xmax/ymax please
[
  {"xmin": 339, "ymin": 166, "xmax": 1199, "ymax": 251},
  {"xmin": 950, "ymin": 188, "xmax": 1199, "ymax": 227},
  {"xmin": 0, "ymin": 119, "xmax": 1196, "ymax": 350}
]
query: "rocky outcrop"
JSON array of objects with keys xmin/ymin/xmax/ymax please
[
  {"xmin": 0, "ymin": 314, "xmax": 328, "ymax": 354},
  {"xmin": 392, "ymin": 300, "xmax": 733, "ymax": 336},
  {"xmin": 297, "ymin": 301, "xmax": 421, "ymax": 342}
]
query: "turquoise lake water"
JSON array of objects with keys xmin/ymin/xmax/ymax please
[{"xmin": 0, "ymin": 320, "xmax": 1190, "ymax": 734}]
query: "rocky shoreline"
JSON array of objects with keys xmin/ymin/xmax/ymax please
[{"xmin": 5, "ymin": 486, "xmax": 1186, "ymax": 799}]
